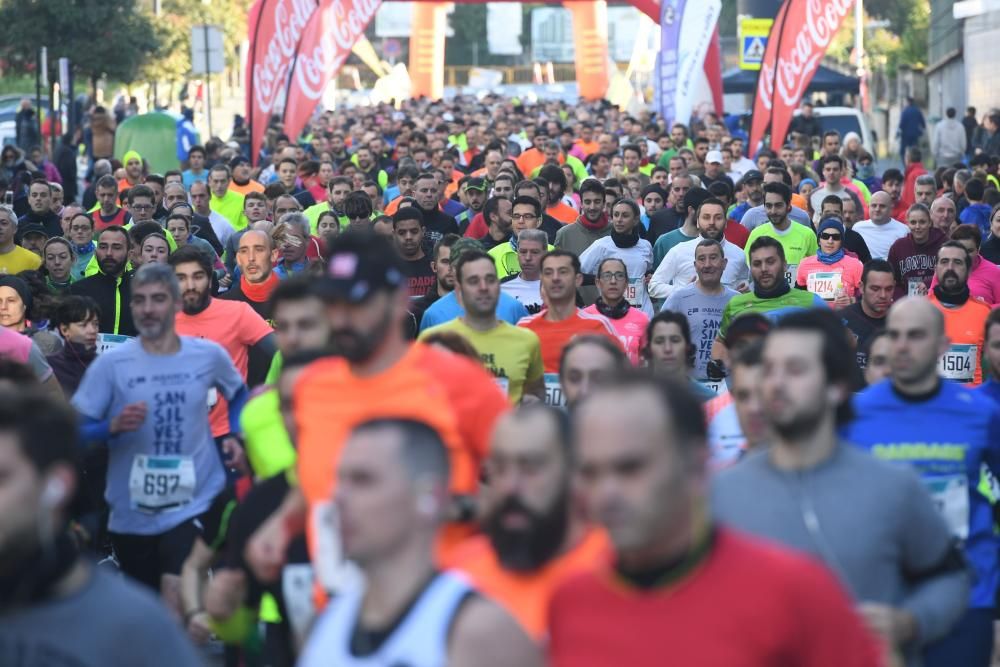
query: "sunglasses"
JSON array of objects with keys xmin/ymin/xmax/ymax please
[{"xmin": 819, "ymin": 233, "xmax": 842, "ymax": 241}]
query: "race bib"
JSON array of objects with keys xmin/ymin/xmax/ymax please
[
  {"xmin": 624, "ymin": 278, "xmax": 641, "ymax": 307},
  {"xmin": 493, "ymin": 376, "xmax": 510, "ymax": 396},
  {"xmin": 96, "ymin": 333, "xmax": 131, "ymax": 355},
  {"xmin": 207, "ymin": 387, "xmax": 219, "ymax": 408},
  {"xmin": 311, "ymin": 501, "xmax": 363, "ymax": 595},
  {"xmin": 806, "ymin": 271, "xmax": 842, "ymax": 301},
  {"xmin": 938, "ymin": 344, "xmax": 976, "ymax": 383},
  {"xmin": 924, "ymin": 475, "xmax": 969, "ymax": 539},
  {"xmin": 282, "ymin": 564, "xmax": 317, "ymax": 647},
  {"xmin": 544, "ymin": 373, "xmax": 567, "ymax": 408},
  {"xmin": 698, "ymin": 379, "xmax": 725, "ymax": 395},
  {"xmin": 784, "ymin": 264, "xmax": 798, "ymax": 287},
  {"xmin": 128, "ymin": 455, "xmax": 195, "ymax": 513},
  {"xmin": 907, "ymin": 278, "xmax": 927, "ymax": 296}
]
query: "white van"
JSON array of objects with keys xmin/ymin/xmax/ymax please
[{"xmin": 792, "ymin": 106, "xmax": 876, "ymax": 154}]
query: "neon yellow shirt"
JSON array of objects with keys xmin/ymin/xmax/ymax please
[
  {"xmin": 210, "ymin": 190, "xmax": 247, "ymax": 231},
  {"xmin": 419, "ymin": 319, "xmax": 544, "ymax": 403},
  {"xmin": 745, "ymin": 222, "xmax": 819, "ymax": 286}
]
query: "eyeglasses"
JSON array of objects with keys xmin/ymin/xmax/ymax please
[
  {"xmin": 599, "ymin": 271, "xmax": 627, "ymax": 282},
  {"xmin": 819, "ymin": 233, "xmax": 842, "ymax": 241},
  {"xmin": 512, "ymin": 213, "xmax": 537, "ymax": 221}
]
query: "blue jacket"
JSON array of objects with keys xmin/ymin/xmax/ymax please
[
  {"xmin": 845, "ymin": 380, "xmax": 1000, "ymax": 608},
  {"xmin": 959, "ymin": 202, "xmax": 992, "ymax": 238}
]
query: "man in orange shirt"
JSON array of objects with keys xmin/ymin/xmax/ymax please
[
  {"xmin": 519, "ymin": 249, "xmax": 619, "ymax": 373},
  {"xmin": 244, "ymin": 230, "xmax": 507, "ymax": 589},
  {"xmin": 928, "ymin": 241, "xmax": 992, "ymax": 385},
  {"xmin": 450, "ymin": 405, "xmax": 609, "ymax": 641},
  {"xmin": 539, "ymin": 165, "xmax": 579, "ymax": 224},
  {"xmin": 170, "ymin": 246, "xmax": 276, "ymax": 442}
]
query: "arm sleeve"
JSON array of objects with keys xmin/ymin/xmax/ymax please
[
  {"xmin": 648, "ymin": 248, "xmax": 678, "ymax": 299},
  {"xmin": 27, "ymin": 341, "xmax": 53, "ymax": 382},
  {"xmin": 79, "ymin": 415, "xmax": 112, "ymax": 444},
  {"xmin": 214, "ymin": 345, "xmax": 247, "ymax": 404},
  {"xmin": 227, "ymin": 385, "xmax": 249, "ymax": 435},
  {"xmin": 897, "ymin": 469, "xmax": 970, "ymax": 644},
  {"xmin": 247, "ymin": 333, "xmax": 277, "ymax": 388}
]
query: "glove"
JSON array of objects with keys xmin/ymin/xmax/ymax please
[{"xmin": 706, "ymin": 359, "xmax": 727, "ymax": 382}]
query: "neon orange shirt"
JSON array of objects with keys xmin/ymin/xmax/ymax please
[
  {"xmin": 546, "ymin": 201, "xmax": 579, "ymax": 225},
  {"xmin": 294, "ymin": 343, "xmax": 507, "ymax": 555},
  {"xmin": 448, "ymin": 529, "xmax": 610, "ymax": 640},
  {"xmin": 229, "ymin": 180, "xmax": 265, "ymax": 196},
  {"xmin": 518, "ymin": 309, "xmax": 620, "ymax": 373},
  {"xmin": 928, "ymin": 294, "xmax": 992, "ymax": 385},
  {"xmin": 175, "ymin": 298, "xmax": 273, "ymax": 436}
]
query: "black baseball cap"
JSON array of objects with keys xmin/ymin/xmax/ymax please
[
  {"xmin": 740, "ymin": 169, "xmax": 764, "ymax": 184},
  {"xmin": 316, "ymin": 230, "xmax": 405, "ymax": 304},
  {"xmin": 465, "ymin": 177, "xmax": 487, "ymax": 192},
  {"xmin": 16, "ymin": 222, "xmax": 49, "ymax": 240}
]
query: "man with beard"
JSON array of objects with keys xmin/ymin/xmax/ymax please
[
  {"xmin": 73, "ymin": 263, "xmax": 247, "ymax": 608},
  {"xmin": 555, "ymin": 179, "xmax": 610, "ymax": 305},
  {"xmin": 650, "ymin": 198, "xmax": 748, "ymax": 301},
  {"xmin": 746, "ymin": 183, "xmax": 818, "ymax": 286},
  {"xmin": 244, "ymin": 231, "xmax": 507, "ymax": 590},
  {"xmin": 451, "ymin": 405, "xmax": 609, "ymax": 640},
  {"xmin": 297, "ymin": 419, "xmax": 541, "ymax": 667},
  {"xmin": 421, "ymin": 250, "xmax": 544, "ymax": 404},
  {"xmin": 172, "ymin": 246, "xmax": 275, "ymax": 444},
  {"xmin": 727, "ymin": 170, "xmax": 764, "ymax": 224},
  {"xmin": 847, "ymin": 298, "xmax": 1000, "ymax": 667},
  {"xmin": 551, "ymin": 371, "xmax": 883, "ymax": 666},
  {"xmin": 840, "ymin": 260, "xmax": 896, "ymax": 371},
  {"xmin": 305, "ymin": 176, "xmax": 352, "ymax": 230},
  {"xmin": 712, "ymin": 309, "xmax": 967, "ymax": 666},
  {"xmin": 490, "ymin": 196, "xmax": 549, "ymax": 280},
  {"xmin": 711, "ymin": 237, "xmax": 823, "ymax": 363},
  {"xmin": 410, "ymin": 234, "xmax": 458, "ymax": 332},
  {"xmin": 479, "ymin": 193, "xmax": 515, "ymax": 251},
  {"xmin": 0, "ymin": 387, "xmax": 203, "ymax": 666},
  {"xmin": 646, "ymin": 173, "xmax": 692, "ymax": 242},
  {"xmin": 456, "ymin": 177, "xmax": 488, "ymax": 235},
  {"xmin": 928, "ymin": 241, "xmax": 991, "ymax": 385},
  {"xmin": 221, "ymin": 229, "xmax": 281, "ymax": 320},
  {"xmin": 70, "ymin": 226, "xmax": 138, "ymax": 335}
]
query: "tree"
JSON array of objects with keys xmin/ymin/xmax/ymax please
[
  {"xmin": 0, "ymin": 0, "xmax": 159, "ymax": 88},
  {"xmin": 141, "ymin": 0, "xmax": 247, "ymax": 83}
]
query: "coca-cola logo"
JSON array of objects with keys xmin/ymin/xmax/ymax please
[
  {"xmin": 754, "ymin": 0, "xmax": 852, "ymax": 111},
  {"xmin": 252, "ymin": 0, "xmax": 316, "ymax": 114},
  {"xmin": 291, "ymin": 0, "xmax": 382, "ymax": 102}
]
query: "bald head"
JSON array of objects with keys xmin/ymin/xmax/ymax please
[
  {"xmin": 930, "ymin": 196, "xmax": 957, "ymax": 233},
  {"xmin": 869, "ymin": 191, "xmax": 892, "ymax": 224},
  {"xmin": 236, "ymin": 229, "xmax": 276, "ymax": 282},
  {"xmin": 888, "ymin": 297, "xmax": 944, "ymax": 336}
]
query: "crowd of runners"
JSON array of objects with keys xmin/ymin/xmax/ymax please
[{"xmin": 1, "ymin": 95, "xmax": 1000, "ymax": 666}]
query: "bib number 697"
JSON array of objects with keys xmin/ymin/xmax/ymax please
[{"xmin": 144, "ymin": 473, "xmax": 181, "ymax": 497}]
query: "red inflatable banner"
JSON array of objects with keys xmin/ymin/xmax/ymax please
[
  {"xmin": 245, "ymin": 0, "xmax": 318, "ymax": 164},
  {"xmin": 282, "ymin": 0, "xmax": 383, "ymax": 148},
  {"xmin": 748, "ymin": 0, "xmax": 853, "ymax": 153}
]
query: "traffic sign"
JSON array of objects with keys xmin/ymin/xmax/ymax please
[
  {"xmin": 738, "ymin": 17, "xmax": 772, "ymax": 71},
  {"xmin": 190, "ymin": 25, "xmax": 225, "ymax": 75},
  {"xmin": 382, "ymin": 38, "xmax": 401, "ymax": 60}
]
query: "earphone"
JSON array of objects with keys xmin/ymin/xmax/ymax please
[
  {"xmin": 41, "ymin": 478, "xmax": 67, "ymax": 508},
  {"xmin": 416, "ymin": 494, "xmax": 438, "ymax": 517}
]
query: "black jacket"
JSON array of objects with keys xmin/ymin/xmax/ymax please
[
  {"xmin": 47, "ymin": 340, "xmax": 97, "ymax": 395},
  {"xmin": 69, "ymin": 270, "xmax": 137, "ymax": 336},
  {"xmin": 18, "ymin": 209, "xmax": 63, "ymax": 238}
]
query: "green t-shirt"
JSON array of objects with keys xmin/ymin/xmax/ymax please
[
  {"xmin": 744, "ymin": 222, "xmax": 819, "ymax": 286},
  {"xmin": 717, "ymin": 289, "xmax": 825, "ymax": 342},
  {"xmin": 210, "ymin": 190, "xmax": 247, "ymax": 231},
  {"xmin": 418, "ymin": 319, "xmax": 544, "ymax": 404},
  {"xmin": 239, "ymin": 388, "xmax": 296, "ymax": 480},
  {"xmin": 653, "ymin": 228, "xmax": 698, "ymax": 268}
]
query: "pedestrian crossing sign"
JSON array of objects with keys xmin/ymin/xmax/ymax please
[{"xmin": 739, "ymin": 17, "xmax": 772, "ymax": 71}]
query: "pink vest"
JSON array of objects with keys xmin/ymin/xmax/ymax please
[
  {"xmin": 0, "ymin": 327, "xmax": 32, "ymax": 364},
  {"xmin": 583, "ymin": 305, "xmax": 649, "ymax": 366}
]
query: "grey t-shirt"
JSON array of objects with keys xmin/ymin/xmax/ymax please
[
  {"xmin": 713, "ymin": 445, "xmax": 968, "ymax": 651},
  {"xmin": 72, "ymin": 337, "xmax": 244, "ymax": 535},
  {"xmin": 0, "ymin": 565, "xmax": 203, "ymax": 666},
  {"xmin": 662, "ymin": 283, "xmax": 738, "ymax": 379},
  {"xmin": 740, "ymin": 204, "xmax": 812, "ymax": 231}
]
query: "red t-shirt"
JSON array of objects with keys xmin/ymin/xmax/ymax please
[
  {"xmin": 724, "ymin": 219, "xmax": 750, "ymax": 249},
  {"xmin": 548, "ymin": 528, "xmax": 882, "ymax": 667},
  {"xmin": 175, "ymin": 298, "xmax": 273, "ymax": 436},
  {"xmin": 518, "ymin": 309, "xmax": 620, "ymax": 373}
]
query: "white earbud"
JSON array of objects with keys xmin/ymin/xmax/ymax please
[
  {"xmin": 416, "ymin": 494, "xmax": 438, "ymax": 517},
  {"xmin": 42, "ymin": 478, "xmax": 67, "ymax": 508}
]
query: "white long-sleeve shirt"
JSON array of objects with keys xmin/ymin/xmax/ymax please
[{"xmin": 649, "ymin": 236, "xmax": 749, "ymax": 299}]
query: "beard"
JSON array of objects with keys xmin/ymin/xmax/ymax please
[
  {"xmin": 484, "ymin": 490, "xmax": 570, "ymax": 572},
  {"xmin": 182, "ymin": 287, "xmax": 212, "ymax": 315},
  {"xmin": 329, "ymin": 302, "xmax": 394, "ymax": 363},
  {"xmin": 769, "ymin": 400, "xmax": 826, "ymax": 441},
  {"xmin": 98, "ymin": 256, "xmax": 126, "ymax": 276}
]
